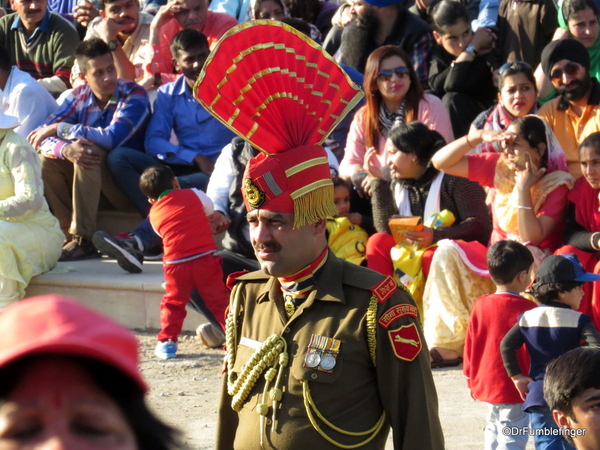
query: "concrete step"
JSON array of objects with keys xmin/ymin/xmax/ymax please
[{"xmin": 25, "ymin": 256, "xmax": 207, "ymax": 333}]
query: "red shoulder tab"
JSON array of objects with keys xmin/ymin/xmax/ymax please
[
  {"xmin": 371, "ymin": 276, "xmax": 397, "ymax": 303},
  {"xmin": 379, "ymin": 304, "xmax": 418, "ymax": 328},
  {"xmin": 226, "ymin": 270, "xmax": 249, "ymax": 291}
]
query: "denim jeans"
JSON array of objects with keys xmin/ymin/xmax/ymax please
[
  {"xmin": 485, "ymin": 403, "xmax": 528, "ymax": 450},
  {"xmin": 106, "ymin": 147, "xmax": 210, "ymax": 216},
  {"xmin": 528, "ymin": 406, "xmax": 575, "ymax": 450}
]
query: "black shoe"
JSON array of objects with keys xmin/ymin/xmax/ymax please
[
  {"xmin": 92, "ymin": 231, "xmax": 144, "ymax": 273},
  {"xmin": 58, "ymin": 236, "xmax": 101, "ymax": 261}
]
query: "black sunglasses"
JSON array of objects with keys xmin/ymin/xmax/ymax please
[
  {"xmin": 549, "ymin": 62, "xmax": 580, "ymax": 81},
  {"xmin": 377, "ymin": 66, "xmax": 410, "ymax": 81},
  {"xmin": 498, "ymin": 61, "xmax": 532, "ymax": 75}
]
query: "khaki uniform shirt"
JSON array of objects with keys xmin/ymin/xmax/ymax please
[{"xmin": 216, "ymin": 252, "xmax": 444, "ymax": 450}]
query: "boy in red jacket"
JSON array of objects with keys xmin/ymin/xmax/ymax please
[
  {"xmin": 464, "ymin": 240, "xmax": 536, "ymax": 449},
  {"xmin": 140, "ymin": 165, "xmax": 229, "ymax": 359}
]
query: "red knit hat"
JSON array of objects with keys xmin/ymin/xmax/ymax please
[
  {"xmin": 195, "ymin": 21, "xmax": 363, "ymax": 228},
  {"xmin": 0, "ymin": 295, "xmax": 147, "ymax": 393}
]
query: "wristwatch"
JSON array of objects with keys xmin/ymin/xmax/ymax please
[
  {"xmin": 107, "ymin": 39, "xmax": 119, "ymax": 51},
  {"xmin": 465, "ymin": 44, "xmax": 478, "ymax": 56}
]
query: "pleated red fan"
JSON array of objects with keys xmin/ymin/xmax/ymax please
[{"xmin": 194, "ymin": 20, "xmax": 364, "ymax": 155}]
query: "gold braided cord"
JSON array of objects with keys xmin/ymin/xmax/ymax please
[
  {"xmin": 366, "ymin": 295, "xmax": 378, "ymax": 367},
  {"xmin": 225, "ymin": 282, "xmax": 244, "ymax": 390},
  {"xmin": 229, "ymin": 334, "xmax": 287, "ymax": 412},
  {"xmin": 301, "ymin": 381, "xmax": 386, "ymax": 449}
]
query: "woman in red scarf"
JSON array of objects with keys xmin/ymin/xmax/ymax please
[
  {"xmin": 470, "ymin": 61, "xmax": 538, "ymax": 153},
  {"xmin": 556, "ymin": 132, "xmax": 600, "ymax": 328}
]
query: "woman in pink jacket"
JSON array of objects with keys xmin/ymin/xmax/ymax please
[{"xmin": 339, "ymin": 45, "xmax": 453, "ymax": 195}]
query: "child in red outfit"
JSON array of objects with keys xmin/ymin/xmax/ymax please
[
  {"xmin": 464, "ymin": 240, "xmax": 536, "ymax": 450},
  {"xmin": 140, "ymin": 165, "xmax": 229, "ymax": 360}
]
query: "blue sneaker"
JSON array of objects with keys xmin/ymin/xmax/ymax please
[{"xmin": 155, "ymin": 339, "xmax": 177, "ymax": 359}]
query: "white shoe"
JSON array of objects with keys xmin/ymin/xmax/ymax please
[{"xmin": 196, "ymin": 323, "xmax": 225, "ymax": 348}]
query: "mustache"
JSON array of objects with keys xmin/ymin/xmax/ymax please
[
  {"xmin": 118, "ymin": 16, "xmax": 135, "ymax": 22},
  {"xmin": 557, "ymin": 79, "xmax": 581, "ymax": 93},
  {"xmin": 254, "ymin": 241, "xmax": 282, "ymax": 253}
]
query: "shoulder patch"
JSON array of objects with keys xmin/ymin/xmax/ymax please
[
  {"xmin": 388, "ymin": 324, "xmax": 422, "ymax": 361},
  {"xmin": 226, "ymin": 270, "xmax": 249, "ymax": 290},
  {"xmin": 371, "ymin": 276, "xmax": 397, "ymax": 303},
  {"xmin": 379, "ymin": 304, "xmax": 418, "ymax": 328}
]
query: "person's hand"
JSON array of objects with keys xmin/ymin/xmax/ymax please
[
  {"xmin": 552, "ymin": 26, "xmax": 569, "ymax": 41},
  {"xmin": 27, "ymin": 124, "xmax": 59, "ymax": 149},
  {"xmin": 361, "ymin": 173, "xmax": 374, "ymax": 197},
  {"xmin": 511, "ymin": 374, "xmax": 533, "ymax": 401},
  {"xmin": 470, "ymin": 27, "xmax": 496, "ymax": 56},
  {"xmin": 514, "ymin": 152, "xmax": 546, "ymax": 191},
  {"xmin": 364, "ymin": 147, "xmax": 383, "ymax": 178},
  {"xmin": 347, "ymin": 212, "xmax": 362, "ymax": 225},
  {"xmin": 405, "ymin": 226, "xmax": 433, "ymax": 248},
  {"xmin": 350, "ymin": 171, "xmax": 368, "ymax": 198},
  {"xmin": 74, "ymin": 0, "xmax": 99, "ymax": 27},
  {"xmin": 209, "ymin": 211, "xmax": 231, "ymax": 234},
  {"xmin": 138, "ymin": 75, "xmax": 157, "ymax": 91},
  {"xmin": 62, "ymin": 139, "xmax": 102, "ymax": 169},
  {"xmin": 477, "ymin": 128, "xmax": 517, "ymax": 144},
  {"xmin": 95, "ymin": 16, "xmax": 129, "ymax": 42},
  {"xmin": 150, "ymin": 0, "xmax": 181, "ymax": 30},
  {"xmin": 193, "ymin": 154, "xmax": 215, "ymax": 175}
]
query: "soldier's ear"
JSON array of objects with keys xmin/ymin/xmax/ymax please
[{"xmin": 314, "ymin": 218, "xmax": 327, "ymax": 236}]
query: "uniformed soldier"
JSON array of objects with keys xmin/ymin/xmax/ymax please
[{"xmin": 195, "ymin": 21, "xmax": 445, "ymax": 450}]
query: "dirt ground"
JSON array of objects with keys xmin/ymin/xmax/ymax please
[{"xmin": 137, "ymin": 331, "xmax": 534, "ymax": 450}]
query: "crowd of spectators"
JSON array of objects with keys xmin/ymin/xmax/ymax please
[{"xmin": 2, "ymin": 0, "xmax": 600, "ymax": 446}]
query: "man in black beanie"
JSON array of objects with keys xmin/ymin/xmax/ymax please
[{"xmin": 538, "ymin": 38, "xmax": 600, "ymax": 178}]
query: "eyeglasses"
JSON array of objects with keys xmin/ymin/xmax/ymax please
[
  {"xmin": 377, "ymin": 66, "xmax": 410, "ymax": 81},
  {"xmin": 549, "ymin": 62, "xmax": 580, "ymax": 81},
  {"xmin": 498, "ymin": 61, "xmax": 532, "ymax": 75}
]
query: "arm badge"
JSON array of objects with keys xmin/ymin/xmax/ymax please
[
  {"xmin": 388, "ymin": 324, "xmax": 422, "ymax": 361},
  {"xmin": 379, "ymin": 304, "xmax": 418, "ymax": 328}
]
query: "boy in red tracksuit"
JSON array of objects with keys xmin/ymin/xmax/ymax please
[
  {"xmin": 464, "ymin": 240, "xmax": 536, "ymax": 450},
  {"xmin": 140, "ymin": 165, "xmax": 229, "ymax": 359}
]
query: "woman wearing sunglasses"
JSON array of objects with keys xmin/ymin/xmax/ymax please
[
  {"xmin": 339, "ymin": 45, "xmax": 453, "ymax": 196},
  {"xmin": 535, "ymin": 0, "xmax": 600, "ymax": 100},
  {"xmin": 422, "ymin": 115, "xmax": 573, "ymax": 366},
  {"xmin": 470, "ymin": 61, "xmax": 539, "ymax": 153}
]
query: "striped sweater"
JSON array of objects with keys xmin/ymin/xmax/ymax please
[{"xmin": 0, "ymin": 11, "xmax": 79, "ymax": 95}]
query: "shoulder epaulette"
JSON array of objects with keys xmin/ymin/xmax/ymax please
[
  {"xmin": 371, "ymin": 276, "xmax": 397, "ymax": 303},
  {"xmin": 225, "ymin": 269, "xmax": 268, "ymax": 290}
]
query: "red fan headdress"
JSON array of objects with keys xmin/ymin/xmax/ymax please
[{"xmin": 194, "ymin": 20, "xmax": 364, "ymax": 228}]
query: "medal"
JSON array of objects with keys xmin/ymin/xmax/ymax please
[
  {"xmin": 303, "ymin": 334, "xmax": 342, "ymax": 372},
  {"xmin": 319, "ymin": 353, "xmax": 336, "ymax": 371},
  {"xmin": 305, "ymin": 351, "xmax": 321, "ymax": 368}
]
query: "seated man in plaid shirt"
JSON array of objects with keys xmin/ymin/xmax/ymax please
[{"xmin": 28, "ymin": 38, "xmax": 150, "ymax": 261}]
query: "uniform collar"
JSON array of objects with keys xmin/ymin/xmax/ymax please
[{"xmin": 256, "ymin": 250, "xmax": 346, "ymax": 305}]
